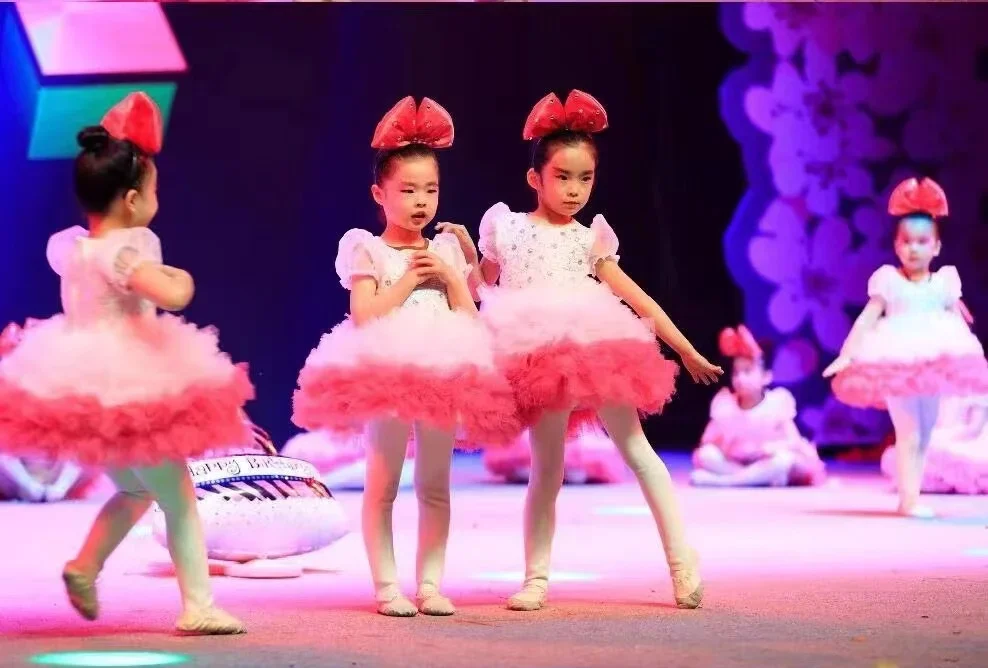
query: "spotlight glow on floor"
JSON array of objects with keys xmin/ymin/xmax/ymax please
[
  {"xmin": 472, "ymin": 570, "xmax": 598, "ymax": 582},
  {"xmin": 593, "ymin": 505, "xmax": 650, "ymax": 516},
  {"xmin": 31, "ymin": 652, "xmax": 189, "ymax": 667}
]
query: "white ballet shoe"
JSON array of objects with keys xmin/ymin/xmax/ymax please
[
  {"xmin": 898, "ymin": 503, "xmax": 935, "ymax": 519},
  {"xmin": 507, "ymin": 580, "xmax": 547, "ymax": 611},
  {"xmin": 416, "ymin": 586, "xmax": 456, "ymax": 616},
  {"xmin": 175, "ymin": 607, "xmax": 246, "ymax": 635},
  {"xmin": 62, "ymin": 563, "xmax": 99, "ymax": 621},
  {"xmin": 376, "ymin": 586, "xmax": 418, "ymax": 617},
  {"xmin": 670, "ymin": 549, "xmax": 704, "ymax": 609}
]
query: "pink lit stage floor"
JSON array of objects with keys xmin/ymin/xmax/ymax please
[{"xmin": 1, "ymin": 454, "xmax": 986, "ymax": 667}]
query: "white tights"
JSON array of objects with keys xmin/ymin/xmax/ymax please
[
  {"xmin": 521, "ymin": 405, "xmax": 692, "ymax": 591},
  {"xmin": 362, "ymin": 418, "xmax": 455, "ymax": 600},
  {"xmin": 70, "ymin": 461, "xmax": 214, "ymax": 613},
  {"xmin": 886, "ymin": 395, "xmax": 940, "ymax": 511}
]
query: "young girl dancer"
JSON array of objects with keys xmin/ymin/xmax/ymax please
[
  {"xmin": 0, "ymin": 93, "xmax": 250, "ymax": 634},
  {"xmin": 293, "ymin": 96, "xmax": 519, "ymax": 617},
  {"xmin": 824, "ymin": 177, "xmax": 988, "ymax": 517},
  {"xmin": 459, "ymin": 90, "xmax": 722, "ymax": 610},
  {"xmin": 691, "ymin": 325, "xmax": 826, "ymax": 487}
]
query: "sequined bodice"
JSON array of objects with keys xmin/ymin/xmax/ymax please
[
  {"xmin": 883, "ymin": 270, "xmax": 957, "ymax": 318},
  {"xmin": 376, "ymin": 242, "xmax": 451, "ymax": 314},
  {"xmin": 496, "ymin": 215, "xmax": 597, "ymax": 289}
]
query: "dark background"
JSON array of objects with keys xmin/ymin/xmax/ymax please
[{"xmin": 0, "ymin": 3, "xmax": 746, "ymax": 448}]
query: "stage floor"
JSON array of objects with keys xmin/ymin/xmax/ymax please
[{"xmin": 1, "ymin": 454, "xmax": 986, "ymax": 668}]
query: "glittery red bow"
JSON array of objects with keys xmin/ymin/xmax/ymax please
[
  {"xmin": 101, "ymin": 91, "xmax": 164, "ymax": 155},
  {"xmin": 719, "ymin": 325, "xmax": 762, "ymax": 360},
  {"xmin": 371, "ymin": 96, "xmax": 454, "ymax": 150},
  {"xmin": 888, "ymin": 177, "xmax": 949, "ymax": 218},
  {"xmin": 522, "ymin": 90, "xmax": 609, "ymax": 141}
]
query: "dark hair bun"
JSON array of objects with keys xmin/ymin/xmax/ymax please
[{"xmin": 77, "ymin": 126, "xmax": 111, "ymax": 152}]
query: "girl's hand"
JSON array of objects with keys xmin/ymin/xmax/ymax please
[
  {"xmin": 681, "ymin": 349, "xmax": 723, "ymax": 385},
  {"xmin": 822, "ymin": 356, "xmax": 852, "ymax": 378},
  {"xmin": 435, "ymin": 222, "xmax": 479, "ymax": 266},
  {"xmin": 408, "ymin": 250, "xmax": 456, "ymax": 285}
]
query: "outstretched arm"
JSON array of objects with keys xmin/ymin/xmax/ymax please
[
  {"xmin": 822, "ymin": 298, "xmax": 884, "ymax": 376},
  {"xmin": 596, "ymin": 259, "xmax": 722, "ymax": 384}
]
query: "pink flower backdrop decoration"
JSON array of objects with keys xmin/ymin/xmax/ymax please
[{"xmin": 720, "ymin": 3, "xmax": 988, "ymax": 445}]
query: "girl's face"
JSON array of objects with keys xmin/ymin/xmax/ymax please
[
  {"xmin": 528, "ymin": 143, "xmax": 596, "ymax": 218},
  {"xmin": 731, "ymin": 356, "xmax": 771, "ymax": 398},
  {"xmin": 894, "ymin": 215, "xmax": 940, "ymax": 274},
  {"xmin": 371, "ymin": 156, "xmax": 439, "ymax": 233},
  {"xmin": 122, "ymin": 160, "xmax": 159, "ymax": 228}
]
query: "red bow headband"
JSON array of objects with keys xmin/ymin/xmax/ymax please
[
  {"xmin": 371, "ymin": 96, "xmax": 454, "ymax": 150},
  {"xmin": 100, "ymin": 92, "xmax": 164, "ymax": 155},
  {"xmin": 888, "ymin": 177, "xmax": 949, "ymax": 219},
  {"xmin": 522, "ymin": 90, "xmax": 609, "ymax": 141},
  {"xmin": 719, "ymin": 325, "xmax": 763, "ymax": 360}
]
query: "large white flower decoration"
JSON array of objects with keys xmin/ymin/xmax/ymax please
[
  {"xmin": 743, "ymin": 2, "xmax": 877, "ymax": 61},
  {"xmin": 745, "ymin": 44, "xmax": 895, "ymax": 215}
]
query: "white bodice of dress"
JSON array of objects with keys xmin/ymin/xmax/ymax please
[
  {"xmin": 869, "ymin": 264, "xmax": 961, "ymax": 319},
  {"xmin": 478, "ymin": 203, "xmax": 620, "ymax": 290},
  {"xmin": 335, "ymin": 229, "xmax": 470, "ymax": 318},
  {"xmin": 46, "ymin": 226, "xmax": 159, "ymax": 326},
  {"xmin": 375, "ymin": 244, "xmax": 451, "ymax": 315}
]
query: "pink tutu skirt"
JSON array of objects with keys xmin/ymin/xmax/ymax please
[
  {"xmin": 833, "ymin": 311, "xmax": 988, "ymax": 409},
  {"xmin": 480, "ymin": 281, "xmax": 679, "ymax": 432},
  {"xmin": 292, "ymin": 307, "xmax": 520, "ymax": 445},
  {"xmin": 0, "ymin": 314, "xmax": 254, "ymax": 466}
]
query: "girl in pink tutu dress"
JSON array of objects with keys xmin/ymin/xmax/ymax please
[
  {"xmin": 0, "ymin": 93, "xmax": 249, "ymax": 634},
  {"xmin": 0, "ymin": 321, "xmax": 112, "ymax": 503},
  {"xmin": 824, "ymin": 177, "xmax": 988, "ymax": 518},
  {"xmin": 293, "ymin": 97, "xmax": 520, "ymax": 617},
  {"xmin": 452, "ymin": 90, "xmax": 722, "ymax": 611},
  {"xmin": 691, "ymin": 325, "xmax": 826, "ymax": 487}
]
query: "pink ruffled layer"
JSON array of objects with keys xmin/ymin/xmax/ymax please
[
  {"xmin": 881, "ymin": 443, "xmax": 988, "ymax": 495},
  {"xmin": 0, "ymin": 365, "xmax": 254, "ymax": 466},
  {"xmin": 832, "ymin": 354, "xmax": 988, "ymax": 409},
  {"xmin": 292, "ymin": 363, "xmax": 522, "ymax": 446},
  {"xmin": 500, "ymin": 338, "xmax": 679, "ymax": 433}
]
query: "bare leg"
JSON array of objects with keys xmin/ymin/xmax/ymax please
[
  {"xmin": 597, "ymin": 404, "xmax": 702, "ymax": 608},
  {"xmin": 412, "ymin": 422, "xmax": 456, "ymax": 615},
  {"xmin": 363, "ymin": 418, "xmax": 417, "ymax": 616},
  {"xmin": 508, "ymin": 408, "xmax": 570, "ymax": 611},
  {"xmin": 131, "ymin": 462, "xmax": 244, "ymax": 634},
  {"xmin": 63, "ymin": 467, "xmax": 153, "ymax": 620}
]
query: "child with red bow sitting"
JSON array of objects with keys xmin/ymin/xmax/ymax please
[{"xmin": 691, "ymin": 325, "xmax": 826, "ymax": 488}]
